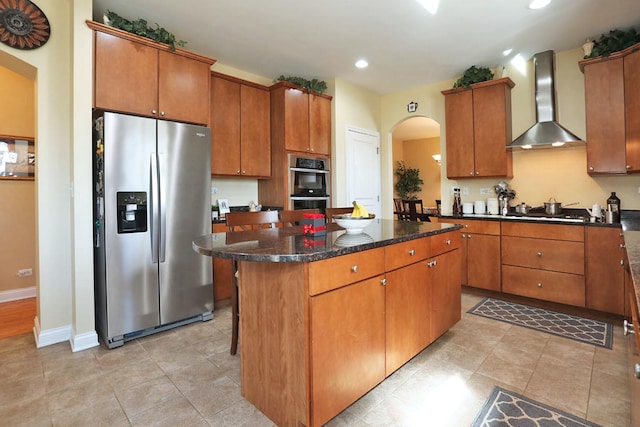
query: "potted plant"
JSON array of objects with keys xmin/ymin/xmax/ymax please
[
  {"xmin": 452, "ymin": 66, "xmax": 494, "ymax": 89},
  {"xmin": 583, "ymin": 27, "xmax": 640, "ymax": 59},
  {"xmin": 394, "ymin": 161, "xmax": 424, "ymax": 200}
]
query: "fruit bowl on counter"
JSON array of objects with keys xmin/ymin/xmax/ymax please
[{"xmin": 332, "ymin": 214, "xmax": 375, "ymax": 234}]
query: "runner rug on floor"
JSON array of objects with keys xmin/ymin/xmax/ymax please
[
  {"xmin": 471, "ymin": 386, "xmax": 602, "ymax": 427},
  {"xmin": 468, "ymin": 298, "xmax": 613, "ymax": 349}
]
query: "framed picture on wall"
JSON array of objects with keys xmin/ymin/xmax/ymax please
[
  {"xmin": 217, "ymin": 199, "xmax": 230, "ymax": 214},
  {"xmin": 0, "ymin": 135, "xmax": 35, "ymax": 180}
]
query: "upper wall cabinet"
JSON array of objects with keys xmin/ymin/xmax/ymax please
[
  {"xmin": 580, "ymin": 42, "xmax": 640, "ymax": 175},
  {"xmin": 441, "ymin": 78, "xmax": 514, "ymax": 179},
  {"xmin": 210, "ymin": 72, "xmax": 271, "ymax": 178},
  {"xmin": 270, "ymin": 82, "xmax": 332, "ymax": 156},
  {"xmin": 88, "ymin": 21, "xmax": 215, "ymax": 126}
]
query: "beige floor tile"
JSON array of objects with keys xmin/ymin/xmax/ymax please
[
  {"xmin": 115, "ymin": 375, "xmax": 182, "ymax": 418},
  {"xmin": 177, "ymin": 375, "xmax": 244, "ymax": 419},
  {"xmin": 0, "ymin": 373, "xmax": 47, "ymax": 405},
  {"xmin": 51, "ymin": 393, "xmax": 130, "ymax": 427},
  {"xmin": 94, "ymin": 340, "xmax": 152, "ymax": 371},
  {"xmin": 476, "ymin": 351, "xmax": 536, "ymax": 390},
  {"xmin": 104, "ymin": 358, "xmax": 166, "ymax": 392},
  {"xmin": 0, "ymin": 355, "xmax": 43, "ymax": 384},
  {"xmin": 47, "ymin": 377, "xmax": 115, "ymax": 418},
  {"xmin": 0, "ymin": 394, "xmax": 52, "ymax": 427},
  {"xmin": 128, "ymin": 396, "xmax": 208, "ymax": 427},
  {"xmin": 43, "ymin": 357, "xmax": 105, "ymax": 394},
  {"xmin": 204, "ymin": 399, "xmax": 276, "ymax": 427}
]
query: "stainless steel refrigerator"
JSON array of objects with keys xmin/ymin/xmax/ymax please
[{"xmin": 93, "ymin": 111, "xmax": 213, "ymax": 348}]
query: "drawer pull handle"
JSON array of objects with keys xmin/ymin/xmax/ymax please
[
  {"xmin": 624, "ymin": 319, "xmax": 634, "ymax": 336},
  {"xmin": 445, "ymin": 239, "xmax": 451, "ymax": 245},
  {"xmin": 620, "ymin": 243, "xmax": 626, "ymax": 248},
  {"xmin": 537, "ymin": 282, "xmax": 542, "ymax": 288},
  {"xmin": 537, "ymin": 252, "xmax": 542, "ymax": 257},
  {"xmin": 409, "ymin": 249, "xmax": 415, "ymax": 256},
  {"xmin": 464, "ymin": 225, "xmax": 469, "ymax": 228},
  {"xmin": 351, "ymin": 265, "xmax": 358, "ymax": 273},
  {"xmin": 381, "ymin": 278, "xmax": 387, "ymax": 286}
]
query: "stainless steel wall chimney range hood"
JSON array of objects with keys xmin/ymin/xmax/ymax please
[{"xmin": 508, "ymin": 50, "xmax": 584, "ymax": 150}]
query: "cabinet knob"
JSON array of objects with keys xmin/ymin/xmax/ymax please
[
  {"xmin": 461, "ymin": 233, "xmax": 466, "ymax": 238},
  {"xmin": 433, "ymin": 260, "xmax": 438, "ymax": 267},
  {"xmin": 626, "ymin": 165, "xmax": 632, "ymax": 170},
  {"xmin": 242, "ymin": 170, "xmax": 246, "ymax": 175},
  {"xmin": 152, "ymin": 109, "xmax": 157, "ymax": 115},
  {"xmin": 475, "ymin": 171, "xmax": 480, "ymax": 175},
  {"xmin": 236, "ymin": 170, "xmax": 241, "ymax": 174},
  {"xmin": 160, "ymin": 111, "xmax": 166, "ymax": 117},
  {"xmin": 635, "ymin": 364, "xmax": 640, "ymax": 379},
  {"xmin": 445, "ymin": 239, "xmax": 451, "ymax": 245},
  {"xmin": 624, "ymin": 319, "xmax": 634, "ymax": 336},
  {"xmin": 537, "ymin": 282, "xmax": 542, "ymax": 288},
  {"xmin": 537, "ymin": 251, "xmax": 542, "ymax": 257},
  {"xmin": 464, "ymin": 224, "xmax": 469, "ymax": 228},
  {"xmin": 469, "ymin": 171, "xmax": 474, "ymax": 176},
  {"xmin": 620, "ymin": 243, "xmax": 626, "ymax": 248},
  {"xmin": 467, "ymin": 235, "xmax": 471, "ymax": 239},
  {"xmin": 589, "ymin": 166, "xmax": 594, "ymax": 171},
  {"xmin": 381, "ymin": 278, "xmax": 387, "ymax": 286},
  {"xmin": 409, "ymin": 249, "xmax": 415, "ymax": 256},
  {"xmin": 351, "ymin": 265, "xmax": 358, "ymax": 273}
]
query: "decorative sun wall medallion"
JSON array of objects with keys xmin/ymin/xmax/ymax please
[{"xmin": 0, "ymin": 0, "xmax": 50, "ymax": 50}]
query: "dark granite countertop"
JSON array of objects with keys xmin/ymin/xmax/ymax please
[{"xmin": 193, "ymin": 219, "xmax": 461, "ymax": 263}]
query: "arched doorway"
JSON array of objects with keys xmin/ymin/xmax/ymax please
[{"xmin": 391, "ymin": 116, "xmax": 441, "ymax": 212}]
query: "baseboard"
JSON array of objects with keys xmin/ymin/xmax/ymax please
[
  {"xmin": 0, "ymin": 286, "xmax": 36, "ymax": 303},
  {"xmin": 71, "ymin": 330, "xmax": 99, "ymax": 352},
  {"xmin": 33, "ymin": 316, "xmax": 71, "ymax": 348}
]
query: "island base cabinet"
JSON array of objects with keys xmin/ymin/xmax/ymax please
[
  {"xmin": 310, "ymin": 275, "xmax": 386, "ymax": 427},
  {"xmin": 431, "ymin": 249, "xmax": 462, "ymax": 340}
]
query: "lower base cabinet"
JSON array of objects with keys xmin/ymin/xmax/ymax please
[{"xmin": 431, "ymin": 249, "xmax": 462, "ymax": 340}]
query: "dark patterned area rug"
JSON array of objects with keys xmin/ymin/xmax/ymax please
[
  {"xmin": 468, "ymin": 298, "xmax": 613, "ymax": 349},
  {"xmin": 471, "ymin": 386, "xmax": 601, "ymax": 427}
]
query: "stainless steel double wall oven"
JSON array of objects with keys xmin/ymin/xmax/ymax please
[{"xmin": 289, "ymin": 155, "xmax": 330, "ymax": 212}]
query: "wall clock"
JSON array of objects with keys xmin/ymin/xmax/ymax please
[{"xmin": 0, "ymin": 0, "xmax": 50, "ymax": 50}]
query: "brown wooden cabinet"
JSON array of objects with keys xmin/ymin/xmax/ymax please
[
  {"xmin": 270, "ymin": 82, "xmax": 332, "ymax": 156},
  {"xmin": 585, "ymin": 226, "xmax": 625, "ymax": 315},
  {"xmin": 501, "ymin": 222, "xmax": 585, "ymax": 307},
  {"xmin": 89, "ymin": 21, "xmax": 214, "ymax": 126},
  {"xmin": 580, "ymin": 42, "xmax": 640, "ymax": 174},
  {"xmin": 210, "ymin": 73, "xmax": 270, "ymax": 177},
  {"xmin": 430, "ymin": 238, "xmax": 462, "ymax": 340},
  {"xmin": 441, "ymin": 78, "xmax": 514, "ymax": 179}
]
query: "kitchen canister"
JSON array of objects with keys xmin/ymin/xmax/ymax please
[
  {"xmin": 462, "ymin": 203, "xmax": 474, "ymax": 214},
  {"xmin": 474, "ymin": 200, "xmax": 486, "ymax": 214},
  {"xmin": 487, "ymin": 198, "xmax": 499, "ymax": 215}
]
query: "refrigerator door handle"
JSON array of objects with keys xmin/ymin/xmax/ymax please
[
  {"xmin": 150, "ymin": 153, "xmax": 160, "ymax": 263},
  {"xmin": 158, "ymin": 152, "xmax": 167, "ymax": 263}
]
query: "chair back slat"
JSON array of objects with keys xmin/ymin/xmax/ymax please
[
  {"xmin": 325, "ymin": 207, "xmax": 354, "ymax": 223},
  {"xmin": 402, "ymin": 199, "xmax": 424, "ymax": 221},
  {"xmin": 279, "ymin": 209, "xmax": 321, "ymax": 227},
  {"xmin": 226, "ymin": 210, "xmax": 280, "ymax": 232}
]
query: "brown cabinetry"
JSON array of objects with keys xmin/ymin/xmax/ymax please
[
  {"xmin": 586, "ymin": 226, "xmax": 625, "ymax": 315},
  {"xmin": 430, "ymin": 238, "xmax": 462, "ymax": 340},
  {"xmin": 441, "ymin": 78, "xmax": 514, "ymax": 179},
  {"xmin": 89, "ymin": 21, "xmax": 214, "ymax": 126},
  {"xmin": 580, "ymin": 42, "xmax": 640, "ymax": 174},
  {"xmin": 210, "ymin": 73, "xmax": 270, "ymax": 177},
  {"xmin": 501, "ymin": 222, "xmax": 585, "ymax": 307}
]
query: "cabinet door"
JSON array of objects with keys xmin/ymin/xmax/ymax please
[
  {"xmin": 158, "ymin": 51, "xmax": 211, "ymax": 125},
  {"xmin": 211, "ymin": 76, "xmax": 241, "ymax": 175},
  {"xmin": 431, "ymin": 249, "xmax": 462, "ymax": 340},
  {"xmin": 584, "ymin": 57, "xmax": 627, "ymax": 174},
  {"xmin": 385, "ymin": 261, "xmax": 430, "ymax": 375},
  {"xmin": 310, "ymin": 275, "xmax": 386, "ymax": 427},
  {"xmin": 473, "ymin": 83, "xmax": 513, "ymax": 178},
  {"xmin": 625, "ymin": 48, "xmax": 640, "ymax": 172},
  {"xmin": 240, "ymin": 85, "xmax": 271, "ymax": 176},
  {"xmin": 309, "ymin": 94, "xmax": 331, "ymax": 155},
  {"xmin": 586, "ymin": 227, "xmax": 624, "ymax": 315},
  {"xmin": 444, "ymin": 90, "xmax": 475, "ymax": 178},
  {"xmin": 94, "ymin": 31, "xmax": 158, "ymax": 116},
  {"xmin": 283, "ymin": 88, "xmax": 310, "ymax": 152},
  {"xmin": 467, "ymin": 233, "xmax": 501, "ymax": 291}
]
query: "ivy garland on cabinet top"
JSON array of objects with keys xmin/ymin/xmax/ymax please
[
  {"xmin": 103, "ymin": 10, "xmax": 186, "ymax": 51},
  {"xmin": 583, "ymin": 27, "xmax": 640, "ymax": 59},
  {"xmin": 452, "ymin": 66, "xmax": 494, "ymax": 89},
  {"xmin": 274, "ymin": 75, "xmax": 328, "ymax": 94}
]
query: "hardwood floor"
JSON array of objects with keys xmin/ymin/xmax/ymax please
[{"xmin": 0, "ymin": 297, "xmax": 35, "ymax": 339}]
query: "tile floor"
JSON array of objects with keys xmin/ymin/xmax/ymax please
[{"xmin": 0, "ymin": 292, "xmax": 631, "ymax": 427}]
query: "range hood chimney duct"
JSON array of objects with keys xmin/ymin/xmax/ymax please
[{"xmin": 508, "ymin": 50, "xmax": 584, "ymax": 150}]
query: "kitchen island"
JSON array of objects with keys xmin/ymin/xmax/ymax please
[{"xmin": 193, "ymin": 219, "xmax": 462, "ymax": 427}]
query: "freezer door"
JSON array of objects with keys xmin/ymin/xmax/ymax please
[
  {"xmin": 157, "ymin": 120, "xmax": 213, "ymax": 324},
  {"xmin": 103, "ymin": 112, "xmax": 160, "ymax": 338}
]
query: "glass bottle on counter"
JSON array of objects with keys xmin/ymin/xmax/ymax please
[
  {"xmin": 452, "ymin": 188, "xmax": 462, "ymax": 217},
  {"xmin": 607, "ymin": 191, "xmax": 620, "ymax": 222}
]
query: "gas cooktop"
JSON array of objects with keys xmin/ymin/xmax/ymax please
[{"xmin": 504, "ymin": 212, "xmax": 589, "ymax": 223}]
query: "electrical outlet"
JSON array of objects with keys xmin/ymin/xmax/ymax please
[
  {"xmin": 211, "ymin": 187, "xmax": 218, "ymax": 195},
  {"xmin": 18, "ymin": 268, "xmax": 32, "ymax": 277},
  {"xmin": 462, "ymin": 186, "xmax": 469, "ymax": 196},
  {"xmin": 480, "ymin": 188, "xmax": 491, "ymax": 195}
]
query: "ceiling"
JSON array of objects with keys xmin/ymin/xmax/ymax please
[{"xmin": 92, "ymin": 0, "xmax": 640, "ymax": 96}]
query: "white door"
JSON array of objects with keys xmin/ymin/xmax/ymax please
[{"xmin": 346, "ymin": 126, "xmax": 381, "ymax": 219}]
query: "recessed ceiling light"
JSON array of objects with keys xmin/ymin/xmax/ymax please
[
  {"xmin": 355, "ymin": 59, "xmax": 368, "ymax": 69},
  {"xmin": 502, "ymin": 49, "xmax": 513, "ymax": 56},
  {"xmin": 416, "ymin": 0, "xmax": 439, "ymax": 14},
  {"xmin": 529, "ymin": 0, "xmax": 551, "ymax": 9}
]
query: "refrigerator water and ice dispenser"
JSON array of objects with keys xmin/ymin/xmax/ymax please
[{"xmin": 116, "ymin": 191, "xmax": 147, "ymax": 233}]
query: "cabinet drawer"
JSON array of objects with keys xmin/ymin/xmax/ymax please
[
  {"xmin": 431, "ymin": 231, "xmax": 461, "ymax": 256},
  {"xmin": 502, "ymin": 265, "xmax": 585, "ymax": 307},
  {"xmin": 502, "ymin": 236, "xmax": 584, "ymax": 275},
  {"xmin": 502, "ymin": 222, "xmax": 584, "ymax": 241},
  {"xmin": 385, "ymin": 237, "xmax": 430, "ymax": 271},
  {"xmin": 445, "ymin": 219, "xmax": 501, "ymax": 235},
  {"xmin": 309, "ymin": 248, "xmax": 385, "ymax": 295}
]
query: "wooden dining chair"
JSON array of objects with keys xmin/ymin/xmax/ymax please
[
  {"xmin": 279, "ymin": 208, "xmax": 321, "ymax": 227},
  {"xmin": 325, "ymin": 207, "xmax": 354, "ymax": 223},
  {"xmin": 394, "ymin": 198, "xmax": 409, "ymax": 220},
  {"xmin": 402, "ymin": 199, "xmax": 429, "ymax": 221},
  {"xmin": 225, "ymin": 210, "xmax": 280, "ymax": 355}
]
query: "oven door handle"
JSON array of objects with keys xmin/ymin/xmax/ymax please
[{"xmin": 290, "ymin": 196, "xmax": 331, "ymax": 201}]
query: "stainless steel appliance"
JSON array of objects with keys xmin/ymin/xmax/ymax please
[
  {"xmin": 289, "ymin": 155, "xmax": 330, "ymax": 212},
  {"xmin": 93, "ymin": 112, "xmax": 213, "ymax": 348}
]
